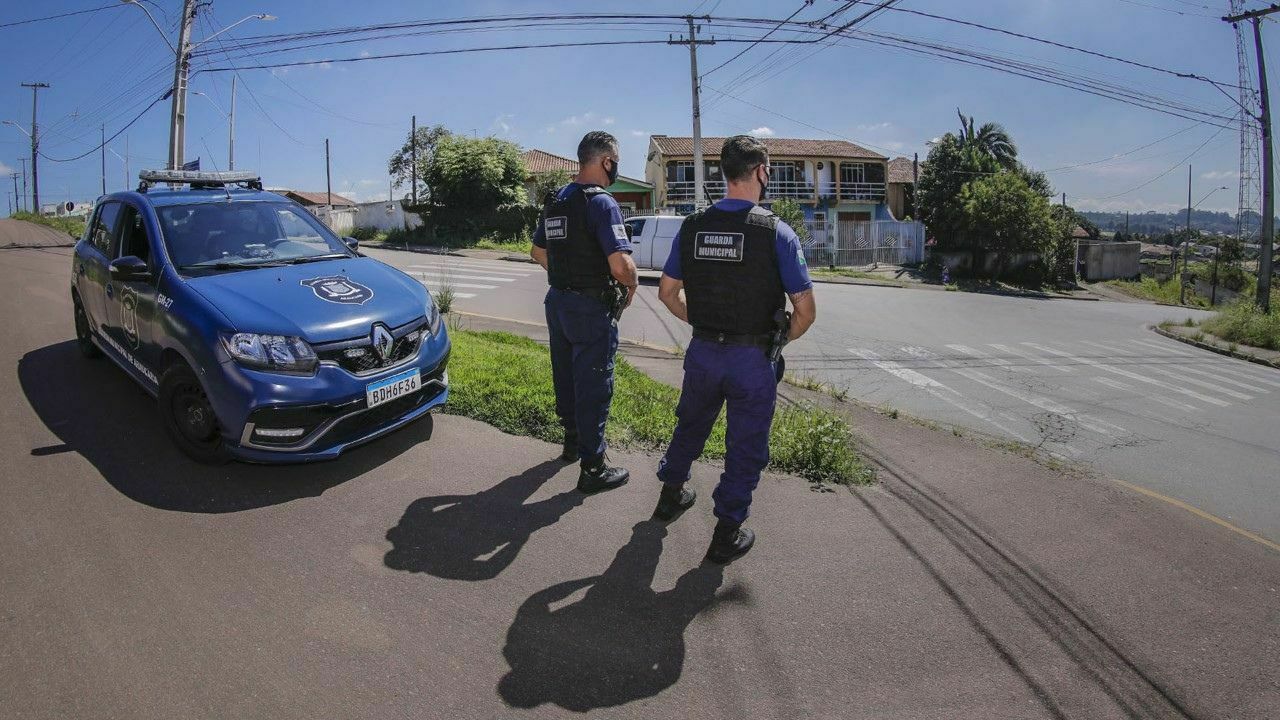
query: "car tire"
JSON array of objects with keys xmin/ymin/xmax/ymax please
[
  {"xmin": 73, "ymin": 296, "xmax": 103, "ymax": 359},
  {"xmin": 159, "ymin": 362, "xmax": 231, "ymax": 465}
]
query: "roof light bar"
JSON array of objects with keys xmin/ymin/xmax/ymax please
[{"xmin": 138, "ymin": 169, "xmax": 260, "ymax": 185}]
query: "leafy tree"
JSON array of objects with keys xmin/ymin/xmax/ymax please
[
  {"xmin": 957, "ymin": 108, "xmax": 1018, "ymax": 170},
  {"xmin": 425, "ymin": 134, "xmax": 527, "ymax": 210},
  {"xmin": 1216, "ymin": 234, "xmax": 1248, "ymax": 291},
  {"xmin": 960, "ymin": 172, "xmax": 1056, "ymax": 281},
  {"xmin": 1016, "ymin": 163, "xmax": 1053, "ymax": 200},
  {"xmin": 532, "ymin": 169, "xmax": 572, "ymax": 204},
  {"xmin": 387, "ymin": 124, "xmax": 450, "ymax": 203},
  {"xmin": 771, "ymin": 197, "xmax": 812, "ymax": 244},
  {"xmin": 916, "ymin": 133, "xmax": 999, "ymax": 249}
]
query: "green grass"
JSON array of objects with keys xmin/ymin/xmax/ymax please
[
  {"xmin": 1105, "ymin": 276, "xmax": 1208, "ymax": 307},
  {"xmin": 1202, "ymin": 301, "xmax": 1280, "ymax": 351},
  {"xmin": 473, "ymin": 234, "xmax": 533, "ymax": 254},
  {"xmin": 809, "ymin": 268, "xmax": 905, "ymax": 286},
  {"xmin": 10, "ymin": 211, "xmax": 85, "ymax": 239},
  {"xmin": 444, "ymin": 330, "xmax": 871, "ymax": 484}
]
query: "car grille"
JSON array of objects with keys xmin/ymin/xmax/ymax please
[{"xmin": 315, "ymin": 318, "xmax": 427, "ymax": 375}]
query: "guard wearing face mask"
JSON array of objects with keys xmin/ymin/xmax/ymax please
[
  {"xmin": 653, "ymin": 135, "xmax": 818, "ymax": 563},
  {"xmin": 531, "ymin": 130, "xmax": 639, "ymax": 494}
]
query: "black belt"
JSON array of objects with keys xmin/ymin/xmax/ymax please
[
  {"xmin": 692, "ymin": 328, "xmax": 772, "ymax": 347},
  {"xmin": 552, "ymin": 285, "xmax": 609, "ymax": 300}
]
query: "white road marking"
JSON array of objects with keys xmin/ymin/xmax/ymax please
[
  {"xmin": 1079, "ymin": 339, "xmax": 1137, "ymax": 356},
  {"xmin": 1176, "ymin": 364, "xmax": 1274, "ymax": 392},
  {"xmin": 408, "ymin": 263, "xmax": 533, "ymax": 277},
  {"xmin": 1126, "ymin": 337, "xmax": 1280, "ymax": 387},
  {"xmin": 1130, "ymin": 338, "xmax": 1195, "ymax": 356},
  {"xmin": 411, "ymin": 270, "xmax": 517, "ymax": 283},
  {"xmin": 414, "ymin": 278, "xmax": 496, "ymax": 290},
  {"xmin": 849, "ymin": 348, "xmax": 1036, "ymax": 444},
  {"xmin": 988, "ymin": 343, "xmax": 1072, "ymax": 372},
  {"xmin": 948, "ymin": 366, "xmax": 1127, "ymax": 436},
  {"xmin": 947, "ymin": 344, "xmax": 1014, "ymax": 367},
  {"xmin": 1137, "ymin": 364, "xmax": 1254, "ymax": 400},
  {"xmin": 1092, "ymin": 376, "xmax": 1198, "ymax": 412},
  {"xmin": 1023, "ymin": 343, "xmax": 1231, "ymax": 407}
]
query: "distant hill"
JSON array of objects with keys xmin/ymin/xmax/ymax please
[{"xmin": 1079, "ymin": 209, "xmax": 1273, "ymax": 237}]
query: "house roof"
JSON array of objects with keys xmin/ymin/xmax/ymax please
[
  {"xmin": 887, "ymin": 157, "xmax": 918, "ymax": 184},
  {"xmin": 276, "ymin": 189, "xmax": 356, "ymax": 207},
  {"xmin": 649, "ymin": 135, "xmax": 885, "ymax": 160},
  {"xmin": 1071, "ymin": 225, "xmax": 1092, "ymax": 239},
  {"xmin": 520, "ymin": 148, "xmax": 652, "ymax": 188}
]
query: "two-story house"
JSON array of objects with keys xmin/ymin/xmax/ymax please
[{"xmin": 645, "ymin": 135, "xmax": 895, "ymax": 228}]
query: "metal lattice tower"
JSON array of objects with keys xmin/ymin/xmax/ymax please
[{"xmin": 1233, "ymin": 0, "xmax": 1263, "ymax": 242}]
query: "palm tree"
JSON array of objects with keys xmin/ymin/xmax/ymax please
[{"xmin": 956, "ymin": 108, "xmax": 1019, "ymax": 170}]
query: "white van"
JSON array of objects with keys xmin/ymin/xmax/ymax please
[{"xmin": 623, "ymin": 215, "xmax": 685, "ymax": 270}]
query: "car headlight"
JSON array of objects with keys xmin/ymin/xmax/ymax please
[
  {"xmin": 221, "ymin": 333, "xmax": 318, "ymax": 373},
  {"xmin": 426, "ymin": 296, "xmax": 442, "ymax": 335}
]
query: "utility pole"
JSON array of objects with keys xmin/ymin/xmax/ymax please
[
  {"xmin": 167, "ymin": 0, "xmax": 198, "ymax": 169},
  {"xmin": 1062, "ymin": 192, "xmax": 1067, "ymax": 208},
  {"xmin": 1181, "ymin": 165, "xmax": 1193, "ymax": 305},
  {"xmin": 1125, "ymin": 211, "xmax": 1130, "ymax": 237},
  {"xmin": 1225, "ymin": 3, "xmax": 1278, "ymax": 312},
  {"xmin": 21, "ymin": 82, "xmax": 49, "ymax": 214},
  {"xmin": 410, "ymin": 115, "xmax": 417, "ymax": 205},
  {"xmin": 228, "ymin": 74, "xmax": 236, "ymax": 170},
  {"xmin": 100, "ymin": 125, "xmax": 106, "ymax": 195},
  {"xmin": 669, "ymin": 17, "xmax": 715, "ymax": 208},
  {"xmin": 17, "ymin": 158, "xmax": 26, "ymax": 212},
  {"xmin": 911, "ymin": 152, "xmax": 919, "ymax": 219},
  {"xmin": 10, "ymin": 173, "xmax": 19, "ymax": 215},
  {"xmin": 325, "ymin": 138, "xmax": 332, "ymax": 208}
]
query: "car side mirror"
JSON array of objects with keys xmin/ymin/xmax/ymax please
[
  {"xmin": 342, "ymin": 236, "xmax": 359, "ymax": 251},
  {"xmin": 109, "ymin": 255, "xmax": 150, "ymax": 282}
]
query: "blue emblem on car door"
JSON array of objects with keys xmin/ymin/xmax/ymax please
[{"xmin": 301, "ymin": 275, "xmax": 374, "ymax": 305}]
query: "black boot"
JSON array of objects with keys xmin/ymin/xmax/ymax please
[
  {"xmin": 577, "ymin": 457, "xmax": 629, "ymax": 494},
  {"xmin": 706, "ymin": 519, "xmax": 755, "ymax": 564},
  {"xmin": 560, "ymin": 433, "xmax": 579, "ymax": 463},
  {"xmin": 653, "ymin": 483, "xmax": 696, "ymax": 521}
]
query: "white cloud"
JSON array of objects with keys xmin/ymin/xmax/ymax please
[
  {"xmin": 359, "ymin": 50, "xmax": 371, "ymax": 58},
  {"xmin": 856, "ymin": 122, "xmax": 892, "ymax": 131},
  {"xmin": 490, "ymin": 113, "xmax": 515, "ymax": 136},
  {"xmin": 0, "ymin": 161, "xmax": 11, "ymax": 176},
  {"xmin": 749, "ymin": 126, "xmax": 775, "ymax": 137},
  {"xmin": 358, "ymin": 179, "xmax": 378, "ymax": 186},
  {"xmin": 630, "ymin": 130, "xmax": 649, "ymax": 138},
  {"xmin": 545, "ymin": 111, "xmax": 616, "ymax": 133},
  {"xmin": 602, "ymin": 116, "xmax": 615, "ymax": 125},
  {"xmin": 1201, "ymin": 170, "xmax": 1238, "ymax": 181}
]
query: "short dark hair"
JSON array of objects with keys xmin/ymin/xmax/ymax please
[
  {"xmin": 720, "ymin": 135, "xmax": 769, "ymax": 182},
  {"xmin": 577, "ymin": 131, "xmax": 618, "ymax": 164}
]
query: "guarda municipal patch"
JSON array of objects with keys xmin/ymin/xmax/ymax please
[
  {"xmin": 544, "ymin": 216, "xmax": 568, "ymax": 241},
  {"xmin": 301, "ymin": 275, "xmax": 374, "ymax": 305},
  {"xmin": 693, "ymin": 231, "xmax": 744, "ymax": 262}
]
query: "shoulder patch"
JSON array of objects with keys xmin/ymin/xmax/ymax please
[{"xmin": 612, "ymin": 223, "xmax": 629, "ymax": 241}]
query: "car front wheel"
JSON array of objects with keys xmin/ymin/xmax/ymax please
[
  {"xmin": 73, "ymin": 296, "xmax": 103, "ymax": 359},
  {"xmin": 159, "ymin": 362, "xmax": 231, "ymax": 465}
]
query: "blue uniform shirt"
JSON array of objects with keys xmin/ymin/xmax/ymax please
[
  {"xmin": 662, "ymin": 198, "xmax": 812, "ymax": 294},
  {"xmin": 532, "ymin": 183, "xmax": 632, "ymax": 257}
]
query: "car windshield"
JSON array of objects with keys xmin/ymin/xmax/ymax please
[{"xmin": 157, "ymin": 201, "xmax": 351, "ymax": 272}]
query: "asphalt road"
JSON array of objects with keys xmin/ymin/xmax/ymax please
[
  {"xmin": 3, "ymin": 244, "xmax": 1278, "ymax": 718},
  {"xmin": 364, "ymin": 247, "xmax": 1280, "ymax": 544}
]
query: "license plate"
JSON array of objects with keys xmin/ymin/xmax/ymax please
[{"xmin": 366, "ymin": 368, "xmax": 421, "ymax": 409}]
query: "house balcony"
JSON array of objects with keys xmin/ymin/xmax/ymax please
[
  {"xmin": 664, "ymin": 179, "xmax": 818, "ymax": 202},
  {"xmin": 817, "ymin": 181, "xmax": 886, "ymax": 203}
]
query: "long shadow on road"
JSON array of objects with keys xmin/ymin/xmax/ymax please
[
  {"xmin": 383, "ymin": 459, "xmax": 580, "ymax": 581},
  {"xmin": 18, "ymin": 341, "xmax": 431, "ymax": 513},
  {"xmin": 497, "ymin": 520, "xmax": 737, "ymax": 712}
]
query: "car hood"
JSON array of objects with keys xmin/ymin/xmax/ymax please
[{"xmin": 185, "ymin": 257, "xmax": 428, "ymax": 344}]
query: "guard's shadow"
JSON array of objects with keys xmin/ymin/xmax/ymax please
[
  {"xmin": 497, "ymin": 520, "xmax": 739, "ymax": 712},
  {"xmin": 384, "ymin": 459, "xmax": 578, "ymax": 581},
  {"xmin": 18, "ymin": 341, "xmax": 432, "ymax": 513}
]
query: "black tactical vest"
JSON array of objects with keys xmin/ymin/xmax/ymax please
[
  {"xmin": 543, "ymin": 184, "xmax": 613, "ymax": 291},
  {"xmin": 679, "ymin": 204, "xmax": 785, "ymax": 336}
]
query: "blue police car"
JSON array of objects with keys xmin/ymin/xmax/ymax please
[{"xmin": 71, "ymin": 170, "xmax": 450, "ymax": 464}]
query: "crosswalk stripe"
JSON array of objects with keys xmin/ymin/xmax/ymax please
[
  {"xmin": 411, "ymin": 270, "xmax": 517, "ymax": 283},
  {"xmin": 1176, "ymin": 364, "xmax": 1274, "ymax": 392},
  {"xmin": 1137, "ymin": 364, "xmax": 1254, "ymax": 400},
  {"xmin": 988, "ymin": 343, "xmax": 1072, "ymax": 372},
  {"xmin": 1129, "ymin": 338, "xmax": 1194, "ymax": 356},
  {"xmin": 1201, "ymin": 357, "xmax": 1280, "ymax": 384},
  {"xmin": 1080, "ymin": 339, "xmax": 1138, "ymax": 356},
  {"xmin": 408, "ymin": 263, "xmax": 534, "ymax": 277},
  {"xmin": 949, "ymin": 366, "xmax": 1126, "ymax": 436},
  {"xmin": 1023, "ymin": 342, "xmax": 1231, "ymax": 407},
  {"xmin": 947, "ymin": 344, "xmax": 1014, "ymax": 367},
  {"xmin": 413, "ymin": 278, "xmax": 496, "ymax": 290},
  {"xmin": 849, "ymin": 348, "xmax": 1037, "ymax": 443},
  {"xmin": 1093, "ymin": 376, "xmax": 1202, "ymax": 412}
]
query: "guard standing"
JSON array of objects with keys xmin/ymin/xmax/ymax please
[
  {"xmin": 531, "ymin": 131, "xmax": 639, "ymax": 494},
  {"xmin": 653, "ymin": 135, "xmax": 817, "ymax": 563}
]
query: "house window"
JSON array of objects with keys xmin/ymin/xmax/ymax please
[
  {"xmin": 840, "ymin": 162, "xmax": 866, "ymax": 185},
  {"xmin": 667, "ymin": 161, "xmax": 696, "ymax": 183},
  {"xmin": 769, "ymin": 161, "xmax": 801, "ymax": 184}
]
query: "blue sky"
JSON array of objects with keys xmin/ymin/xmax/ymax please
[{"xmin": 0, "ymin": 0, "xmax": 1269, "ymax": 214}]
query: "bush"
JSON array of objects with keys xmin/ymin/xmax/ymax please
[
  {"xmin": 1202, "ymin": 302, "xmax": 1280, "ymax": 350},
  {"xmin": 445, "ymin": 330, "xmax": 871, "ymax": 484},
  {"xmin": 11, "ymin": 211, "xmax": 85, "ymax": 239},
  {"xmin": 349, "ymin": 226, "xmax": 379, "ymax": 240}
]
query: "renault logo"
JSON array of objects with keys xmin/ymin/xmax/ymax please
[{"xmin": 371, "ymin": 324, "xmax": 394, "ymax": 361}]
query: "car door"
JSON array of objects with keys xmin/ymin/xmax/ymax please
[
  {"xmin": 103, "ymin": 202, "xmax": 161, "ymax": 382},
  {"xmin": 650, "ymin": 218, "xmax": 679, "ymax": 273},
  {"xmin": 624, "ymin": 218, "xmax": 649, "ymax": 268},
  {"xmin": 75, "ymin": 201, "xmax": 122, "ymax": 339}
]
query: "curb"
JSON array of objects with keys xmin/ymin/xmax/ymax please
[
  {"xmin": 1151, "ymin": 325, "xmax": 1280, "ymax": 370},
  {"xmin": 810, "ymin": 273, "xmax": 1100, "ymax": 300}
]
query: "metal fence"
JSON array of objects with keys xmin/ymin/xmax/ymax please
[{"xmin": 801, "ymin": 219, "xmax": 925, "ymax": 267}]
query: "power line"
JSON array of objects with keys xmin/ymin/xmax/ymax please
[
  {"xmin": 0, "ymin": 4, "xmax": 121, "ymax": 30},
  {"xmin": 38, "ymin": 94, "xmax": 168, "ymax": 163},
  {"xmin": 701, "ymin": 1, "xmax": 811, "ymax": 78},
  {"xmin": 1090, "ymin": 117, "xmax": 1237, "ymax": 199}
]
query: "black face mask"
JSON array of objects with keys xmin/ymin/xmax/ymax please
[
  {"xmin": 757, "ymin": 166, "xmax": 769, "ymax": 202},
  {"xmin": 605, "ymin": 158, "xmax": 620, "ymax": 186}
]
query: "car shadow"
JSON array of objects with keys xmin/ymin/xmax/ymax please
[
  {"xmin": 18, "ymin": 341, "xmax": 432, "ymax": 514},
  {"xmin": 383, "ymin": 459, "xmax": 580, "ymax": 581},
  {"xmin": 497, "ymin": 520, "xmax": 741, "ymax": 712}
]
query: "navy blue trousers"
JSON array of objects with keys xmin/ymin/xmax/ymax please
[
  {"xmin": 545, "ymin": 288, "xmax": 619, "ymax": 464},
  {"xmin": 657, "ymin": 339, "xmax": 778, "ymax": 524}
]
